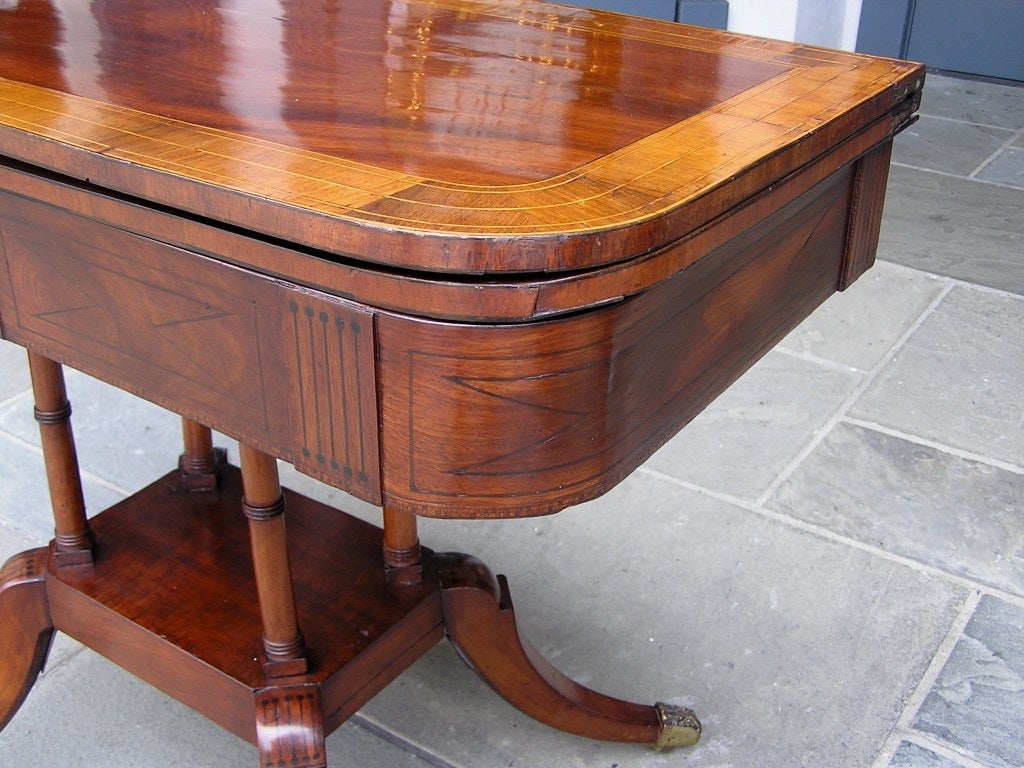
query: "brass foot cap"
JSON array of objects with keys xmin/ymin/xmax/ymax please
[{"xmin": 654, "ymin": 702, "xmax": 701, "ymax": 750}]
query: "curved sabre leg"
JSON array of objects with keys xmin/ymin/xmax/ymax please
[
  {"xmin": 437, "ymin": 553, "xmax": 699, "ymax": 750},
  {"xmin": 0, "ymin": 548, "xmax": 54, "ymax": 733}
]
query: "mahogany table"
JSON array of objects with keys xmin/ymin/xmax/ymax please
[{"xmin": 0, "ymin": 1, "xmax": 922, "ymax": 764}]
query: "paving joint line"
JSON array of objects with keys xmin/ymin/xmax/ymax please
[
  {"xmin": 870, "ymin": 591, "xmax": 983, "ymax": 768},
  {"xmin": 0, "ymin": 428, "xmax": 133, "ymax": 498},
  {"xmin": 913, "ymin": 110, "xmax": 1023, "ymax": 132},
  {"xmin": 637, "ymin": 466, "xmax": 1024, "ymax": 609},
  {"xmin": 772, "ymin": 343, "xmax": 866, "ymax": 374},
  {"xmin": 890, "ymin": 161, "xmax": 1024, "ymax": 191},
  {"xmin": 38, "ymin": 638, "xmax": 91, "ymax": 679},
  {"xmin": 899, "ymin": 731, "xmax": 997, "ymax": 768},
  {"xmin": 752, "ymin": 282, "xmax": 955, "ymax": 510},
  {"xmin": 968, "ymin": 127, "xmax": 1024, "ymax": 179},
  {"xmin": 843, "ymin": 416, "xmax": 1024, "ymax": 475},
  {"xmin": 877, "ymin": 258, "xmax": 1024, "ymax": 301},
  {"xmin": 0, "ymin": 387, "xmax": 31, "ymax": 412},
  {"xmin": 349, "ymin": 713, "xmax": 463, "ymax": 768}
]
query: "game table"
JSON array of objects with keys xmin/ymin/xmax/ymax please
[{"xmin": 0, "ymin": 1, "xmax": 922, "ymax": 764}]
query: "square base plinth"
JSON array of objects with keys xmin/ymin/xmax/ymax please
[{"xmin": 43, "ymin": 464, "xmax": 443, "ymax": 745}]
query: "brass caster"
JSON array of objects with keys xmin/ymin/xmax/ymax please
[{"xmin": 654, "ymin": 702, "xmax": 701, "ymax": 750}]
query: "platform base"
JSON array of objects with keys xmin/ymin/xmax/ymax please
[
  {"xmin": 45, "ymin": 465, "xmax": 443, "ymax": 762},
  {"xmin": 0, "ymin": 464, "xmax": 699, "ymax": 765}
]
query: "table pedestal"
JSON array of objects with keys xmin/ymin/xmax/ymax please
[{"xmin": 0, "ymin": 455, "xmax": 698, "ymax": 765}]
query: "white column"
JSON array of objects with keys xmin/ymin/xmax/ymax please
[{"xmin": 727, "ymin": 0, "xmax": 864, "ymax": 51}]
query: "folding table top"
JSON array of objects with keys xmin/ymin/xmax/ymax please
[{"xmin": 0, "ymin": 0, "xmax": 922, "ymax": 279}]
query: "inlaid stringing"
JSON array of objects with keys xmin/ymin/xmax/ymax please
[{"xmin": 0, "ymin": 0, "xmax": 920, "ymax": 272}]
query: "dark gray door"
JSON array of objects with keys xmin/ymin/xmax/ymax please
[{"xmin": 858, "ymin": 0, "xmax": 1024, "ymax": 82}]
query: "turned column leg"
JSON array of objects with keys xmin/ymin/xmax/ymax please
[
  {"xmin": 239, "ymin": 443, "xmax": 307, "ymax": 678},
  {"xmin": 27, "ymin": 352, "xmax": 93, "ymax": 566},
  {"xmin": 382, "ymin": 506, "xmax": 422, "ymax": 584},
  {"xmin": 178, "ymin": 417, "xmax": 223, "ymax": 491}
]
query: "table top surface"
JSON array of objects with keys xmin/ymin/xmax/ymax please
[{"xmin": 0, "ymin": 0, "xmax": 921, "ymax": 274}]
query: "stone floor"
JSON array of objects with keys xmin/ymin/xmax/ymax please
[{"xmin": 0, "ymin": 72, "xmax": 1021, "ymax": 767}]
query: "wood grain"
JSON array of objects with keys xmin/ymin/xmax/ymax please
[
  {"xmin": 378, "ymin": 167, "xmax": 854, "ymax": 517},
  {"xmin": 0, "ymin": 3, "xmax": 926, "ymax": 761},
  {"xmin": 0, "ymin": 1, "xmax": 921, "ymax": 517},
  {"xmin": 45, "ymin": 464, "xmax": 444, "ymax": 744},
  {"xmin": 0, "ymin": 191, "xmax": 382, "ymax": 503},
  {"xmin": 0, "ymin": 0, "xmax": 923, "ymax": 273},
  {"xmin": 439, "ymin": 552, "xmax": 669, "ymax": 743},
  {"xmin": 26, "ymin": 353, "xmax": 92, "ymax": 561},
  {"xmin": 0, "ymin": 549, "xmax": 53, "ymax": 733},
  {"xmin": 839, "ymin": 140, "xmax": 894, "ymax": 289}
]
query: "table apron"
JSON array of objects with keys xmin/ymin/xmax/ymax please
[
  {"xmin": 0, "ymin": 141, "xmax": 891, "ymax": 518},
  {"xmin": 376, "ymin": 159, "xmax": 868, "ymax": 518},
  {"xmin": 0, "ymin": 192, "xmax": 382, "ymax": 503}
]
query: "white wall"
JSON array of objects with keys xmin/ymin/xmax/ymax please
[
  {"xmin": 726, "ymin": 0, "xmax": 799, "ymax": 43},
  {"xmin": 727, "ymin": 0, "xmax": 864, "ymax": 51},
  {"xmin": 838, "ymin": 0, "xmax": 865, "ymax": 51}
]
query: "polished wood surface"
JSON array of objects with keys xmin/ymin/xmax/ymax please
[
  {"xmin": 0, "ymin": 549, "xmax": 52, "ymax": 733},
  {"xmin": 0, "ymin": 3, "xmax": 921, "ymax": 516},
  {"xmin": 0, "ymin": 2, "xmax": 923, "ymax": 762},
  {"xmin": 42, "ymin": 466, "xmax": 444, "ymax": 742},
  {"xmin": 0, "ymin": 0, "xmax": 921, "ymax": 273},
  {"xmin": 379, "ymin": 162, "xmax": 857, "ymax": 516},
  {"xmin": 0, "ymin": 136, "xmax": 904, "ymax": 517},
  {"xmin": 438, "ymin": 553, "xmax": 698, "ymax": 747},
  {"xmin": 239, "ymin": 443, "xmax": 308, "ymax": 677},
  {"xmin": 26, "ymin": 351, "xmax": 93, "ymax": 563},
  {"xmin": 179, "ymin": 416, "xmax": 223, "ymax": 489},
  {"xmin": 0, "ymin": 462, "xmax": 695, "ymax": 763}
]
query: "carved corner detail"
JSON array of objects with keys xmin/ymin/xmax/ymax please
[{"xmin": 254, "ymin": 685, "xmax": 326, "ymax": 768}]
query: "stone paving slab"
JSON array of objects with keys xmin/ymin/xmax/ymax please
[
  {"xmin": 878, "ymin": 167, "xmax": 1024, "ymax": 295},
  {"xmin": 0, "ymin": 339, "xmax": 29, "ymax": 403},
  {"xmin": 357, "ymin": 474, "xmax": 967, "ymax": 768},
  {"xmin": 917, "ymin": 74, "xmax": 1024, "ymax": 130},
  {"xmin": 912, "ymin": 596, "xmax": 1024, "ymax": 768},
  {"xmin": 892, "ymin": 115, "xmax": 1015, "ymax": 176},
  {"xmin": 851, "ymin": 286, "xmax": 1024, "ymax": 467},
  {"xmin": 779, "ymin": 260, "xmax": 945, "ymax": 372},
  {"xmin": 976, "ymin": 146, "xmax": 1024, "ymax": 189},
  {"xmin": 888, "ymin": 741, "xmax": 971, "ymax": 768},
  {"xmin": 0, "ymin": 649, "xmax": 437, "ymax": 768},
  {"xmin": 769, "ymin": 421, "xmax": 1024, "ymax": 597},
  {"xmin": 0, "ymin": 516, "xmax": 33, "ymax": 564},
  {"xmin": 0, "ymin": 429, "xmax": 125, "ymax": 542},
  {"xmin": 644, "ymin": 350, "xmax": 861, "ymax": 500}
]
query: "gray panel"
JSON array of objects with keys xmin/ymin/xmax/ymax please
[
  {"xmin": 855, "ymin": 0, "xmax": 912, "ymax": 57},
  {"xmin": 678, "ymin": 1, "xmax": 728, "ymax": 29},
  {"xmin": 907, "ymin": 0, "xmax": 1024, "ymax": 81},
  {"xmin": 559, "ymin": 0, "xmax": 679, "ymax": 21}
]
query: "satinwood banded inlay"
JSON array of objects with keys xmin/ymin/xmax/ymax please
[{"xmin": 0, "ymin": 0, "xmax": 923, "ymax": 273}]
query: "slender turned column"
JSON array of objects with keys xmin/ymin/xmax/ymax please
[
  {"xmin": 181, "ymin": 418, "xmax": 214, "ymax": 474},
  {"xmin": 382, "ymin": 506, "xmax": 422, "ymax": 584},
  {"xmin": 179, "ymin": 417, "xmax": 220, "ymax": 490},
  {"xmin": 239, "ymin": 443, "xmax": 307, "ymax": 677},
  {"xmin": 27, "ymin": 352, "xmax": 92, "ymax": 566}
]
